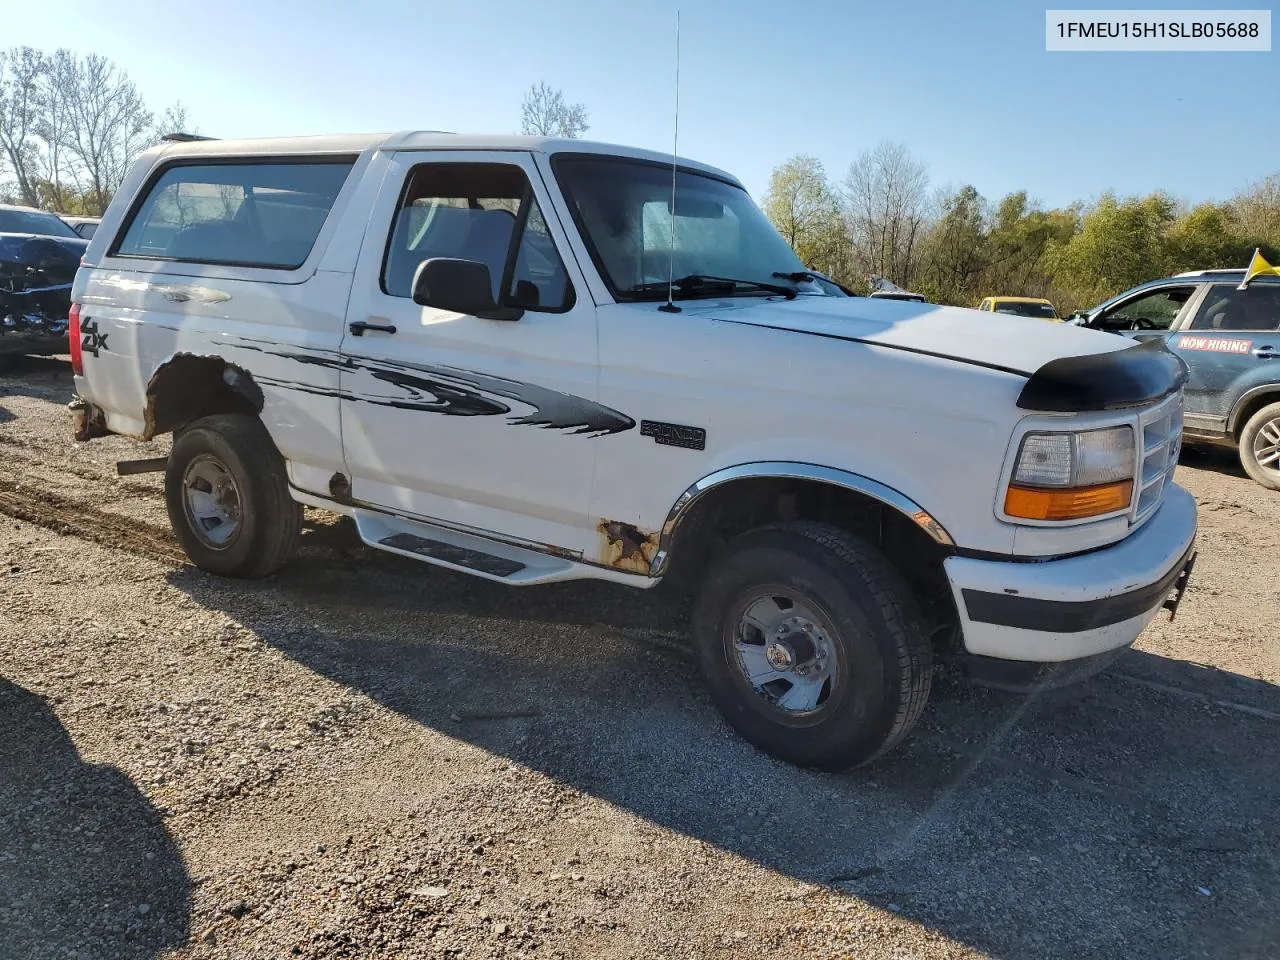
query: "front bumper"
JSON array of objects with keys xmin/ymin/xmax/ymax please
[{"xmin": 944, "ymin": 483, "xmax": 1198, "ymax": 663}]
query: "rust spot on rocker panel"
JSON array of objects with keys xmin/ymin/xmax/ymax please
[{"xmin": 597, "ymin": 519, "xmax": 659, "ymax": 574}]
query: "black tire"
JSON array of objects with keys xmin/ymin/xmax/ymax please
[
  {"xmin": 164, "ymin": 414, "xmax": 301, "ymax": 577},
  {"xmin": 692, "ymin": 521, "xmax": 932, "ymax": 771},
  {"xmin": 1239, "ymin": 401, "xmax": 1280, "ymax": 491}
]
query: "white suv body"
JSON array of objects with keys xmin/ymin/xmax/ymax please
[{"xmin": 68, "ymin": 133, "xmax": 1198, "ymax": 768}]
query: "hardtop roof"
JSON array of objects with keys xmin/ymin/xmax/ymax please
[{"xmin": 147, "ymin": 132, "xmax": 743, "ymax": 187}]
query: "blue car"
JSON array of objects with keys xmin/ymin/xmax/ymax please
[{"xmin": 1071, "ymin": 268, "xmax": 1280, "ymax": 489}]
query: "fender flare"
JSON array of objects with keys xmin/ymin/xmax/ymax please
[
  {"xmin": 649, "ymin": 461, "xmax": 955, "ymax": 577},
  {"xmin": 1227, "ymin": 384, "xmax": 1280, "ymax": 434}
]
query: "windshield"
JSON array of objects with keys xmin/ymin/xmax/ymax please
[
  {"xmin": 0, "ymin": 208, "xmax": 81, "ymax": 239},
  {"xmin": 994, "ymin": 301, "xmax": 1057, "ymax": 319},
  {"xmin": 553, "ymin": 156, "xmax": 825, "ymax": 300}
]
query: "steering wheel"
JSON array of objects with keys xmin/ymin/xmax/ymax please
[{"xmin": 1132, "ymin": 317, "xmax": 1160, "ymax": 330}]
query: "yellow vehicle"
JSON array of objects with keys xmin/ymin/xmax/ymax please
[{"xmin": 977, "ymin": 296, "xmax": 1060, "ymax": 321}]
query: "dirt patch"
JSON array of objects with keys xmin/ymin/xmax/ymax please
[{"xmin": 1, "ymin": 355, "xmax": 1278, "ymax": 960}]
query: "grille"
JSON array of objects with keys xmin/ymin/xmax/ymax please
[{"xmin": 1134, "ymin": 393, "xmax": 1183, "ymax": 524}]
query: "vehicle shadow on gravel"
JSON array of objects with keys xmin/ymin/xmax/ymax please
[
  {"xmin": 0, "ymin": 354, "xmax": 73, "ymax": 403},
  {"xmin": 0, "ymin": 678, "xmax": 191, "ymax": 959},
  {"xmin": 169, "ymin": 527, "xmax": 1280, "ymax": 960},
  {"xmin": 1180, "ymin": 442, "xmax": 1250, "ymax": 481}
]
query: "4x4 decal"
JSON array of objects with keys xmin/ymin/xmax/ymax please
[{"xmin": 80, "ymin": 317, "xmax": 109, "ymax": 357}]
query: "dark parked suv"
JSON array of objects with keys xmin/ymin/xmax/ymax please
[{"xmin": 1071, "ymin": 269, "xmax": 1280, "ymax": 489}]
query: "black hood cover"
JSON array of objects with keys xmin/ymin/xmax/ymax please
[{"xmin": 1016, "ymin": 336, "xmax": 1190, "ymax": 412}]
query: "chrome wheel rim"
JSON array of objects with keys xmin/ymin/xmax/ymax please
[
  {"xmin": 1254, "ymin": 417, "xmax": 1280, "ymax": 475},
  {"xmin": 182, "ymin": 455, "xmax": 242, "ymax": 549},
  {"xmin": 732, "ymin": 591, "xmax": 839, "ymax": 717}
]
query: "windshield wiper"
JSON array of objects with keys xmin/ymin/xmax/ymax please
[
  {"xmin": 628, "ymin": 274, "xmax": 797, "ymax": 300},
  {"xmin": 772, "ymin": 270, "xmax": 818, "ymax": 283}
]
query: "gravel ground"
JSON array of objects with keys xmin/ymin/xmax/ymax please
[{"xmin": 1, "ymin": 354, "xmax": 1278, "ymax": 960}]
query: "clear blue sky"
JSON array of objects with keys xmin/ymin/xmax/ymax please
[{"xmin": 9, "ymin": 0, "xmax": 1277, "ymax": 207}]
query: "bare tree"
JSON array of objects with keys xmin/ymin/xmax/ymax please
[
  {"xmin": 520, "ymin": 82, "xmax": 588, "ymax": 138},
  {"xmin": 57, "ymin": 54, "xmax": 153, "ymax": 214},
  {"xmin": 0, "ymin": 46, "xmax": 47, "ymax": 207},
  {"xmin": 153, "ymin": 102, "xmax": 191, "ymax": 141},
  {"xmin": 31, "ymin": 48, "xmax": 76, "ymax": 211},
  {"xmin": 842, "ymin": 141, "xmax": 930, "ymax": 288}
]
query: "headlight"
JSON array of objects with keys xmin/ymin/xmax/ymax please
[{"xmin": 1005, "ymin": 425, "xmax": 1135, "ymax": 521}]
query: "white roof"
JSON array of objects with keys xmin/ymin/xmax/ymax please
[{"xmin": 152, "ymin": 132, "xmax": 742, "ymax": 187}]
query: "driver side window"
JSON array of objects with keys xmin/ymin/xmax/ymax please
[
  {"xmin": 381, "ymin": 162, "xmax": 573, "ymax": 312},
  {"xmin": 1096, "ymin": 287, "xmax": 1193, "ymax": 331}
]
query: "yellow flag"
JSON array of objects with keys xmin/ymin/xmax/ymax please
[{"xmin": 1239, "ymin": 248, "xmax": 1280, "ymax": 289}]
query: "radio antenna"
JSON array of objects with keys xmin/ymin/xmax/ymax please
[{"xmin": 658, "ymin": 9, "xmax": 682, "ymax": 314}]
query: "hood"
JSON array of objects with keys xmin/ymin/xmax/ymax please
[
  {"xmin": 0, "ymin": 232, "xmax": 88, "ymax": 272},
  {"xmin": 691, "ymin": 295, "xmax": 1129, "ymax": 376},
  {"xmin": 680, "ymin": 294, "xmax": 1186, "ymax": 412}
]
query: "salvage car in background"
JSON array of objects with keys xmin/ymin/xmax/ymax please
[
  {"xmin": 59, "ymin": 215, "xmax": 103, "ymax": 240},
  {"xmin": 1070, "ymin": 267, "xmax": 1280, "ymax": 489},
  {"xmin": 869, "ymin": 290, "xmax": 928, "ymax": 303},
  {"xmin": 978, "ymin": 296, "xmax": 1060, "ymax": 321},
  {"xmin": 0, "ymin": 205, "xmax": 88, "ymax": 367}
]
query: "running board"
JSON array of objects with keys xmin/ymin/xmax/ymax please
[{"xmin": 352, "ymin": 509, "xmax": 580, "ymax": 585}]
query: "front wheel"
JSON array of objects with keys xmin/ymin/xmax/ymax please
[
  {"xmin": 1239, "ymin": 401, "xmax": 1280, "ymax": 490},
  {"xmin": 692, "ymin": 521, "xmax": 932, "ymax": 771},
  {"xmin": 164, "ymin": 414, "xmax": 301, "ymax": 577}
]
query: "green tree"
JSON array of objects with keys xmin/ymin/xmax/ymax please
[
  {"xmin": 1164, "ymin": 203, "xmax": 1252, "ymax": 273},
  {"xmin": 984, "ymin": 192, "xmax": 1077, "ymax": 298},
  {"xmin": 918, "ymin": 184, "xmax": 987, "ymax": 304},
  {"xmin": 1046, "ymin": 192, "xmax": 1176, "ymax": 308},
  {"xmin": 762, "ymin": 155, "xmax": 847, "ymax": 277},
  {"xmin": 1228, "ymin": 173, "xmax": 1280, "ymax": 251}
]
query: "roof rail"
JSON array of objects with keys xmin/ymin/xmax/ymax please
[{"xmin": 161, "ymin": 133, "xmax": 217, "ymax": 143}]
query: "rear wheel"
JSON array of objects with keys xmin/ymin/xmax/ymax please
[
  {"xmin": 692, "ymin": 521, "xmax": 932, "ymax": 770},
  {"xmin": 164, "ymin": 414, "xmax": 301, "ymax": 577},
  {"xmin": 1239, "ymin": 401, "xmax": 1280, "ymax": 490}
]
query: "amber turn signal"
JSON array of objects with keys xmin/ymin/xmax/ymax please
[{"xmin": 1004, "ymin": 480, "xmax": 1134, "ymax": 521}]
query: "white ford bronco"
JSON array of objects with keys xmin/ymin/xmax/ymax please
[{"xmin": 68, "ymin": 133, "xmax": 1198, "ymax": 769}]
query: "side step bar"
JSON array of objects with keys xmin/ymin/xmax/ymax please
[
  {"xmin": 353, "ymin": 509, "xmax": 582, "ymax": 585},
  {"xmin": 379, "ymin": 532, "xmax": 526, "ymax": 578}
]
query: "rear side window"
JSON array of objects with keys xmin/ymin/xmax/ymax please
[
  {"xmin": 1190, "ymin": 284, "xmax": 1280, "ymax": 332},
  {"xmin": 114, "ymin": 160, "xmax": 353, "ymax": 268}
]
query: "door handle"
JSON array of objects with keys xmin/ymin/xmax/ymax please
[
  {"xmin": 349, "ymin": 320, "xmax": 398, "ymax": 337},
  {"xmin": 1254, "ymin": 345, "xmax": 1276, "ymax": 359}
]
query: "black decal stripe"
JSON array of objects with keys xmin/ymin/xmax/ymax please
[
  {"xmin": 713, "ymin": 318, "xmax": 1031, "ymax": 378},
  {"xmin": 214, "ymin": 337, "xmax": 634, "ymax": 435},
  {"xmin": 961, "ymin": 545, "xmax": 1194, "ymax": 633}
]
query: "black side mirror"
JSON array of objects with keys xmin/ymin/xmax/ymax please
[{"xmin": 411, "ymin": 258, "xmax": 523, "ymax": 321}]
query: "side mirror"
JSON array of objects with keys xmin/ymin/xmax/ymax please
[{"xmin": 411, "ymin": 258, "xmax": 523, "ymax": 321}]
